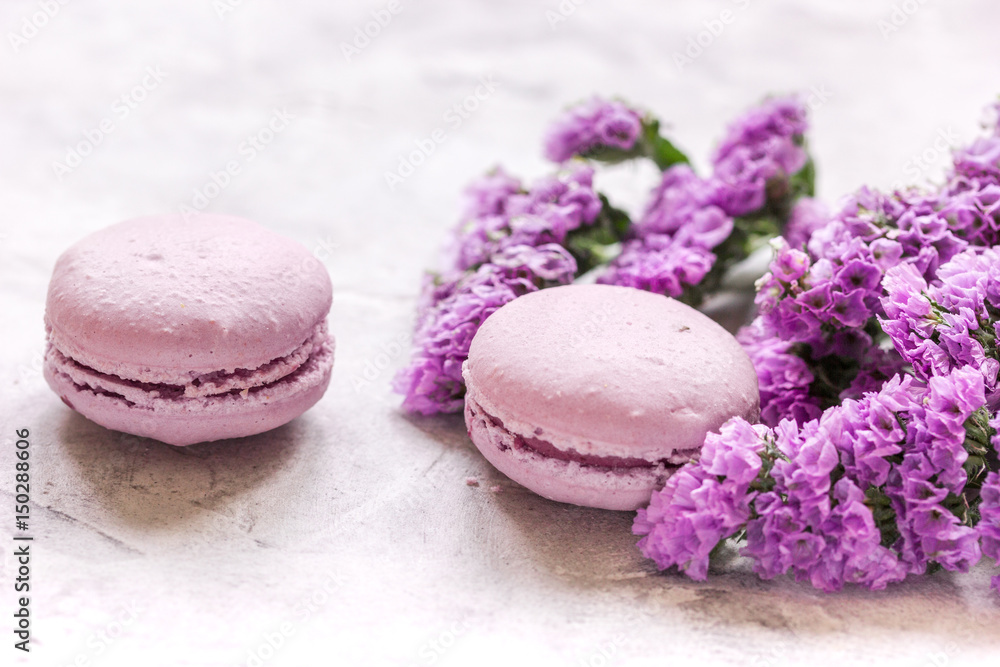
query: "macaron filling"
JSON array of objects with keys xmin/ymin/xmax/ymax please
[
  {"xmin": 467, "ymin": 395, "xmax": 697, "ymax": 472},
  {"xmin": 45, "ymin": 321, "xmax": 332, "ymax": 410}
]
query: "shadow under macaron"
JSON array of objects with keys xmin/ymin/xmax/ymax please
[
  {"xmin": 483, "ymin": 467, "xmax": 1000, "ymax": 644},
  {"xmin": 409, "ymin": 407, "xmax": 654, "ymax": 584},
  {"xmin": 419, "ymin": 415, "xmax": 1000, "ymax": 644},
  {"xmin": 398, "ymin": 411, "xmax": 474, "ymax": 453},
  {"xmin": 485, "ymin": 480, "xmax": 646, "ymax": 578},
  {"xmin": 55, "ymin": 408, "xmax": 306, "ymax": 532}
]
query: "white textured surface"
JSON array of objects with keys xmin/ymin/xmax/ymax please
[{"xmin": 2, "ymin": 1, "xmax": 1000, "ymax": 665}]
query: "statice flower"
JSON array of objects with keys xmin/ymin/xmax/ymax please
[
  {"xmin": 742, "ymin": 413, "xmax": 907, "ymax": 591},
  {"xmin": 832, "ymin": 374, "xmax": 920, "ymax": 489},
  {"xmin": 979, "ymin": 470, "xmax": 1000, "ymax": 594},
  {"xmin": 978, "ymin": 414, "xmax": 1000, "ymax": 593},
  {"xmin": 636, "ymin": 101, "xmax": 1000, "ymax": 595},
  {"xmin": 633, "ymin": 164, "xmax": 723, "ymax": 237},
  {"xmin": 741, "ymin": 182, "xmax": 981, "ymax": 424},
  {"xmin": 783, "ymin": 196, "xmax": 830, "ymax": 249},
  {"xmin": 596, "ymin": 234, "xmax": 715, "ymax": 299},
  {"xmin": 885, "ymin": 368, "xmax": 985, "ymax": 573},
  {"xmin": 757, "ymin": 196, "xmax": 900, "ymax": 350},
  {"xmin": 637, "ymin": 395, "xmax": 908, "ymax": 591},
  {"xmin": 394, "ymin": 244, "xmax": 576, "ymax": 414},
  {"xmin": 880, "ymin": 247, "xmax": 1000, "ymax": 406},
  {"xmin": 759, "ymin": 184, "xmax": 971, "ymax": 355},
  {"xmin": 598, "ymin": 98, "xmax": 814, "ymax": 305},
  {"xmin": 736, "ymin": 320, "xmax": 822, "ymax": 426},
  {"xmin": 710, "ymin": 96, "xmax": 810, "ymax": 218},
  {"xmin": 938, "ymin": 176, "xmax": 1000, "ymax": 247},
  {"xmin": 543, "ymin": 97, "xmax": 644, "ymax": 163},
  {"xmin": 745, "ymin": 225, "xmax": 906, "ymax": 425},
  {"xmin": 461, "ymin": 167, "xmax": 522, "ymax": 220},
  {"xmin": 595, "ymin": 165, "xmax": 733, "ymax": 301},
  {"xmin": 635, "ymin": 419, "xmax": 768, "ymax": 579},
  {"xmin": 976, "ymin": 412, "xmax": 1000, "ymax": 593},
  {"xmin": 637, "ymin": 367, "xmax": 991, "ymax": 592},
  {"xmin": 714, "ymin": 96, "xmax": 808, "ymax": 161},
  {"xmin": 450, "ymin": 165, "xmax": 602, "ymax": 272},
  {"xmin": 952, "ymin": 135, "xmax": 1000, "ymax": 184}
]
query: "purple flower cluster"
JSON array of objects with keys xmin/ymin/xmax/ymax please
[
  {"xmin": 450, "ymin": 165, "xmax": 602, "ymax": 272},
  {"xmin": 635, "ymin": 418, "xmax": 767, "ymax": 580},
  {"xmin": 952, "ymin": 132, "xmax": 1000, "ymax": 185},
  {"xmin": 657, "ymin": 103, "xmax": 1000, "ymax": 595},
  {"xmin": 746, "ymin": 217, "xmax": 906, "ymax": 423},
  {"xmin": 742, "ymin": 411, "xmax": 905, "ymax": 592},
  {"xmin": 881, "ymin": 247, "xmax": 1000, "ymax": 406},
  {"xmin": 636, "ymin": 367, "xmax": 989, "ymax": 591},
  {"xmin": 885, "ymin": 369, "xmax": 984, "ymax": 573},
  {"xmin": 744, "ymin": 168, "xmax": 1000, "ymax": 426},
  {"xmin": 980, "ymin": 473, "xmax": 1000, "ymax": 594},
  {"xmin": 980, "ymin": 413, "xmax": 1000, "ymax": 594},
  {"xmin": 543, "ymin": 97, "xmax": 644, "ymax": 163},
  {"xmin": 401, "ymin": 92, "xmax": 1000, "ymax": 595},
  {"xmin": 756, "ymin": 192, "xmax": 905, "ymax": 351},
  {"xmin": 737, "ymin": 320, "xmax": 822, "ymax": 426},
  {"xmin": 597, "ymin": 165, "xmax": 730, "ymax": 299},
  {"xmin": 598, "ymin": 97, "xmax": 813, "ymax": 303},
  {"xmin": 596, "ymin": 233, "xmax": 716, "ymax": 299},
  {"xmin": 393, "ymin": 244, "xmax": 576, "ymax": 415},
  {"xmin": 783, "ymin": 197, "xmax": 829, "ymax": 250},
  {"xmin": 711, "ymin": 96, "xmax": 810, "ymax": 218}
]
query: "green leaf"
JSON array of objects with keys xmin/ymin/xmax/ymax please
[
  {"xmin": 564, "ymin": 194, "xmax": 633, "ymax": 275},
  {"xmin": 787, "ymin": 152, "xmax": 816, "ymax": 200},
  {"xmin": 574, "ymin": 117, "xmax": 691, "ymax": 172},
  {"xmin": 643, "ymin": 118, "xmax": 690, "ymax": 171}
]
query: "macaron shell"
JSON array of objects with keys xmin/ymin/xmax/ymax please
[
  {"xmin": 45, "ymin": 214, "xmax": 333, "ymax": 379},
  {"xmin": 43, "ymin": 334, "xmax": 334, "ymax": 447},
  {"xmin": 465, "ymin": 396, "xmax": 671, "ymax": 511},
  {"xmin": 464, "ymin": 284, "xmax": 759, "ymax": 461}
]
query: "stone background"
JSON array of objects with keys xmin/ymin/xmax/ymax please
[{"xmin": 2, "ymin": 1, "xmax": 1000, "ymax": 665}]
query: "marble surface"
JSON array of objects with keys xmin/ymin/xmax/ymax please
[{"xmin": 3, "ymin": 1, "xmax": 1000, "ymax": 665}]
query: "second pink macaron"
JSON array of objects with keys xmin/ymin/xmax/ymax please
[{"xmin": 463, "ymin": 284, "xmax": 760, "ymax": 510}]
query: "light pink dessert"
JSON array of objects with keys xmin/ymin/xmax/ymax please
[
  {"xmin": 463, "ymin": 284, "xmax": 759, "ymax": 510},
  {"xmin": 43, "ymin": 214, "xmax": 334, "ymax": 446}
]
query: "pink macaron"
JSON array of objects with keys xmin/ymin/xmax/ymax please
[
  {"xmin": 43, "ymin": 214, "xmax": 335, "ymax": 446},
  {"xmin": 463, "ymin": 284, "xmax": 759, "ymax": 510}
]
